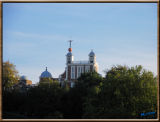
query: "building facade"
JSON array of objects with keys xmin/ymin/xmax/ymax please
[{"xmin": 13, "ymin": 75, "xmax": 33, "ymax": 92}]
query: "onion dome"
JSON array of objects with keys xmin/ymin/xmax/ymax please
[
  {"xmin": 40, "ymin": 67, "xmax": 52, "ymax": 78},
  {"xmin": 67, "ymin": 52, "xmax": 73, "ymax": 56},
  {"xmin": 20, "ymin": 75, "xmax": 28, "ymax": 80},
  {"xmin": 89, "ymin": 50, "xmax": 95, "ymax": 56}
]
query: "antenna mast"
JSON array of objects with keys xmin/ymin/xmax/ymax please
[{"xmin": 68, "ymin": 40, "xmax": 73, "ymax": 48}]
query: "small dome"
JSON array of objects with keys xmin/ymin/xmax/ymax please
[
  {"xmin": 20, "ymin": 75, "xmax": 28, "ymax": 80},
  {"xmin": 67, "ymin": 52, "xmax": 73, "ymax": 56},
  {"xmin": 89, "ymin": 50, "xmax": 95, "ymax": 56},
  {"xmin": 40, "ymin": 67, "xmax": 52, "ymax": 78}
]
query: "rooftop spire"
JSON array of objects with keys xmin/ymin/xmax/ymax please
[
  {"xmin": 68, "ymin": 40, "xmax": 73, "ymax": 52},
  {"xmin": 68, "ymin": 40, "xmax": 73, "ymax": 48},
  {"xmin": 46, "ymin": 67, "xmax": 47, "ymax": 71}
]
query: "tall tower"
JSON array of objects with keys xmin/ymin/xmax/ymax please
[
  {"xmin": 89, "ymin": 50, "xmax": 98, "ymax": 72},
  {"xmin": 66, "ymin": 40, "xmax": 74, "ymax": 64},
  {"xmin": 66, "ymin": 40, "xmax": 74, "ymax": 81},
  {"xmin": 89, "ymin": 49, "xmax": 96, "ymax": 64}
]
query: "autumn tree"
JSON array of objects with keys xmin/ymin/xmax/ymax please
[{"xmin": 2, "ymin": 61, "xmax": 19, "ymax": 91}]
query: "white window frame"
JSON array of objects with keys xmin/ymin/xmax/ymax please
[
  {"xmin": 85, "ymin": 66, "xmax": 90, "ymax": 72},
  {"xmin": 71, "ymin": 66, "xmax": 75, "ymax": 79},
  {"xmin": 77, "ymin": 66, "xmax": 81, "ymax": 78}
]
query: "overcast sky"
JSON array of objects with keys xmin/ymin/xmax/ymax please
[{"xmin": 3, "ymin": 3, "xmax": 157, "ymax": 84}]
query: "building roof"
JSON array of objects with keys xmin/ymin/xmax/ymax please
[
  {"xmin": 66, "ymin": 52, "xmax": 73, "ymax": 56},
  {"xmin": 40, "ymin": 67, "xmax": 52, "ymax": 78},
  {"xmin": 89, "ymin": 50, "xmax": 95, "ymax": 56},
  {"xmin": 20, "ymin": 75, "xmax": 28, "ymax": 80}
]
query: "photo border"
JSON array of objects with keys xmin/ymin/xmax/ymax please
[{"xmin": 0, "ymin": 0, "xmax": 159, "ymax": 121}]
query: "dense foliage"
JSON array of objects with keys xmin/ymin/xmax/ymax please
[
  {"xmin": 82, "ymin": 65, "xmax": 157, "ymax": 119},
  {"xmin": 2, "ymin": 64, "xmax": 157, "ymax": 119},
  {"xmin": 2, "ymin": 61, "xmax": 19, "ymax": 91}
]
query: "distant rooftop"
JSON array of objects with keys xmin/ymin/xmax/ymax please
[{"xmin": 72, "ymin": 60, "xmax": 89, "ymax": 64}]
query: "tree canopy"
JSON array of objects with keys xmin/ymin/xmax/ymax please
[
  {"xmin": 2, "ymin": 64, "xmax": 157, "ymax": 119},
  {"xmin": 82, "ymin": 65, "xmax": 157, "ymax": 119}
]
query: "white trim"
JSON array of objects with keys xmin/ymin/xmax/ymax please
[
  {"xmin": 66, "ymin": 67, "xmax": 68, "ymax": 80},
  {"xmin": 77, "ymin": 66, "xmax": 81, "ymax": 78}
]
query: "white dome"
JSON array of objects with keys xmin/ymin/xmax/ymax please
[
  {"xmin": 89, "ymin": 50, "xmax": 95, "ymax": 56},
  {"xmin": 20, "ymin": 75, "xmax": 28, "ymax": 80},
  {"xmin": 40, "ymin": 67, "xmax": 52, "ymax": 78}
]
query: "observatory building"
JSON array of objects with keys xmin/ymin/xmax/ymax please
[
  {"xmin": 59, "ymin": 40, "xmax": 98, "ymax": 87},
  {"xmin": 39, "ymin": 67, "xmax": 59, "ymax": 84}
]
